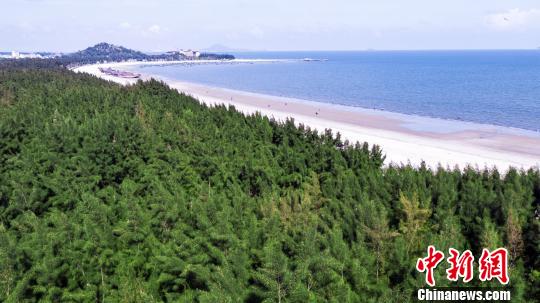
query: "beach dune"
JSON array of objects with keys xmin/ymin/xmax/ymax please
[{"xmin": 74, "ymin": 62, "xmax": 540, "ymax": 172}]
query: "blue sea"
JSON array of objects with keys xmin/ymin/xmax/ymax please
[{"xmin": 133, "ymin": 51, "xmax": 540, "ymax": 132}]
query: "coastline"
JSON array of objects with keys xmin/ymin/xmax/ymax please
[{"xmin": 74, "ymin": 61, "xmax": 540, "ymax": 172}]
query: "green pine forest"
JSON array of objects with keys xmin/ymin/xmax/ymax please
[{"xmin": 0, "ymin": 65, "xmax": 539, "ymax": 302}]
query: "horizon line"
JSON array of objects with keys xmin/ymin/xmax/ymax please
[{"xmin": 3, "ymin": 47, "xmax": 540, "ymax": 53}]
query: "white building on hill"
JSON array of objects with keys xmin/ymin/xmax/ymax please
[{"xmin": 178, "ymin": 49, "xmax": 200, "ymax": 58}]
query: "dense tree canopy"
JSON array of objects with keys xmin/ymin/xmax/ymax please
[{"xmin": 0, "ymin": 67, "xmax": 538, "ymax": 302}]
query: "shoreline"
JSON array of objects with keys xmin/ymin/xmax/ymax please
[{"xmin": 74, "ymin": 61, "xmax": 540, "ymax": 172}]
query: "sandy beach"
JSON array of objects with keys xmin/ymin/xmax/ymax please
[{"xmin": 74, "ymin": 61, "xmax": 540, "ymax": 172}]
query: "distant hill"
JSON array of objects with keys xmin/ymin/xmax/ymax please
[
  {"xmin": 71, "ymin": 43, "xmax": 147, "ymax": 60},
  {"xmin": 62, "ymin": 42, "xmax": 234, "ymax": 65},
  {"xmin": 64, "ymin": 43, "xmax": 151, "ymax": 63}
]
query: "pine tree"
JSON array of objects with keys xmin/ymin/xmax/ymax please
[
  {"xmin": 253, "ymin": 240, "xmax": 293, "ymax": 303},
  {"xmin": 398, "ymin": 192, "xmax": 431, "ymax": 254}
]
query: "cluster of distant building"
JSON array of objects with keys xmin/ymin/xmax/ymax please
[
  {"xmin": 166, "ymin": 49, "xmax": 201, "ymax": 59},
  {"xmin": 0, "ymin": 51, "xmax": 60, "ymax": 59}
]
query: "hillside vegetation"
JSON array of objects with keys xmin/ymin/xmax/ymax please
[
  {"xmin": 65, "ymin": 43, "xmax": 150, "ymax": 63},
  {"xmin": 0, "ymin": 68, "xmax": 538, "ymax": 302}
]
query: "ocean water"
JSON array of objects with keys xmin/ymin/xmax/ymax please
[{"xmin": 134, "ymin": 51, "xmax": 540, "ymax": 132}]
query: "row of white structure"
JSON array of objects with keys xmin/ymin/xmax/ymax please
[{"xmin": 0, "ymin": 51, "xmax": 53, "ymax": 59}]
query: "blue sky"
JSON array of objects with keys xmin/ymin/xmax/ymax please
[{"xmin": 2, "ymin": 0, "xmax": 540, "ymax": 52}]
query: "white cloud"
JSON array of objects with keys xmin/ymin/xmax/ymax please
[
  {"xmin": 147, "ymin": 24, "xmax": 161, "ymax": 34},
  {"xmin": 485, "ymin": 8, "xmax": 540, "ymax": 30},
  {"xmin": 119, "ymin": 22, "xmax": 131, "ymax": 29},
  {"xmin": 140, "ymin": 24, "xmax": 169, "ymax": 37}
]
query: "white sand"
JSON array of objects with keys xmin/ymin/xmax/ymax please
[{"xmin": 74, "ymin": 61, "xmax": 540, "ymax": 172}]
